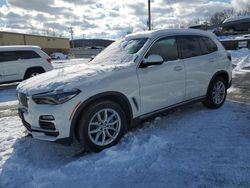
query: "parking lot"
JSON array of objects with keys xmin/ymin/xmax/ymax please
[
  {"xmin": 1, "ymin": 0, "xmax": 250, "ymax": 186},
  {"xmin": 1, "ymin": 53, "xmax": 250, "ymax": 187}
]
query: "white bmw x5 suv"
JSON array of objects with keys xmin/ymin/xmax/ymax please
[{"xmin": 17, "ymin": 29, "xmax": 232, "ymax": 152}]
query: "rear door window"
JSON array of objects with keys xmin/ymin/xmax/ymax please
[
  {"xmin": 177, "ymin": 36, "xmax": 202, "ymax": 59},
  {"xmin": 146, "ymin": 37, "xmax": 178, "ymax": 61}
]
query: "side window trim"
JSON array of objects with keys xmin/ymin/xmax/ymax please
[
  {"xmin": 176, "ymin": 36, "xmax": 183, "ymax": 59},
  {"xmin": 197, "ymin": 36, "xmax": 206, "ymax": 56}
]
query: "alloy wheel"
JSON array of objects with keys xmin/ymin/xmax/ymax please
[
  {"xmin": 212, "ymin": 81, "xmax": 226, "ymax": 105},
  {"xmin": 88, "ymin": 108, "xmax": 121, "ymax": 146}
]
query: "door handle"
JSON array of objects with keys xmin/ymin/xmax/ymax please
[
  {"xmin": 174, "ymin": 66, "xmax": 183, "ymax": 71},
  {"xmin": 209, "ymin": 59, "xmax": 215, "ymax": 62}
]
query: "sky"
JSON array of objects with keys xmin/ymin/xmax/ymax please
[{"xmin": 0, "ymin": 0, "xmax": 249, "ymax": 39}]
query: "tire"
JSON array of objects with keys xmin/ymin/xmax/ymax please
[
  {"xmin": 24, "ymin": 68, "xmax": 45, "ymax": 79},
  {"xmin": 77, "ymin": 101, "xmax": 127, "ymax": 152},
  {"xmin": 202, "ymin": 77, "xmax": 227, "ymax": 109}
]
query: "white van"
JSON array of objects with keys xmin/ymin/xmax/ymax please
[{"xmin": 0, "ymin": 46, "xmax": 53, "ymax": 84}]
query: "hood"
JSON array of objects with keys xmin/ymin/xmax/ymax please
[{"xmin": 17, "ymin": 61, "xmax": 134, "ymax": 95}]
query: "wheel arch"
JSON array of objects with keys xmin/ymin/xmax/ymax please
[
  {"xmin": 23, "ymin": 66, "xmax": 45, "ymax": 79},
  {"xmin": 207, "ymin": 70, "xmax": 230, "ymax": 94},
  {"xmin": 70, "ymin": 91, "xmax": 133, "ymax": 141}
]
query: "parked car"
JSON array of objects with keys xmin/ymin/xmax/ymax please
[
  {"xmin": 0, "ymin": 46, "xmax": 53, "ymax": 84},
  {"xmin": 17, "ymin": 29, "xmax": 232, "ymax": 152},
  {"xmin": 222, "ymin": 16, "xmax": 250, "ymax": 33},
  {"xmin": 50, "ymin": 52, "xmax": 68, "ymax": 60}
]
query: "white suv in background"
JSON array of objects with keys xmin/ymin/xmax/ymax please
[
  {"xmin": 0, "ymin": 46, "xmax": 53, "ymax": 84},
  {"xmin": 17, "ymin": 29, "xmax": 232, "ymax": 152}
]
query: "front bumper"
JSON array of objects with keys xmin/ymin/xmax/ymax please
[
  {"xmin": 18, "ymin": 108, "xmax": 59, "ymax": 138},
  {"xmin": 17, "ymin": 93, "xmax": 83, "ymax": 142}
]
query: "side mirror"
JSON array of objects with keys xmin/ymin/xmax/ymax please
[{"xmin": 143, "ymin": 54, "xmax": 164, "ymax": 67}]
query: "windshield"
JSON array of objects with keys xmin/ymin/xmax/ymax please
[{"xmin": 91, "ymin": 38, "xmax": 148, "ymax": 65}]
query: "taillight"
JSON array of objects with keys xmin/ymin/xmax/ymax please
[
  {"xmin": 47, "ymin": 58, "xmax": 52, "ymax": 64},
  {"xmin": 227, "ymin": 53, "xmax": 232, "ymax": 62}
]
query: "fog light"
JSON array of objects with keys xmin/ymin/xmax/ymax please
[
  {"xmin": 39, "ymin": 115, "xmax": 56, "ymax": 130},
  {"xmin": 40, "ymin": 115, "xmax": 55, "ymax": 120}
]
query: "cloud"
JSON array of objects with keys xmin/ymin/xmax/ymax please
[
  {"xmin": 0, "ymin": 0, "xmax": 247, "ymax": 39},
  {"xmin": 231, "ymin": 0, "xmax": 250, "ymax": 10}
]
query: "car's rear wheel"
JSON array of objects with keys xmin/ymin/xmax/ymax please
[
  {"xmin": 24, "ymin": 68, "xmax": 45, "ymax": 79},
  {"xmin": 77, "ymin": 101, "xmax": 127, "ymax": 152},
  {"xmin": 203, "ymin": 77, "xmax": 227, "ymax": 109}
]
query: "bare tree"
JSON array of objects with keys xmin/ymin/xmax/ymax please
[
  {"xmin": 210, "ymin": 12, "xmax": 228, "ymax": 26},
  {"xmin": 238, "ymin": 5, "xmax": 250, "ymax": 16},
  {"xmin": 210, "ymin": 7, "xmax": 250, "ymax": 26},
  {"xmin": 223, "ymin": 8, "xmax": 236, "ymax": 18}
]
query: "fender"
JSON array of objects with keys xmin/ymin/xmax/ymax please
[
  {"xmin": 69, "ymin": 91, "xmax": 133, "ymax": 142},
  {"xmin": 206, "ymin": 70, "xmax": 230, "ymax": 94}
]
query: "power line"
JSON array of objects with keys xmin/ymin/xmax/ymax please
[
  {"xmin": 69, "ymin": 27, "xmax": 74, "ymax": 48},
  {"xmin": 69, "ymin": 27, "xmax": 74, "ymax": 40},
  {"xmin": 148, "ymin": 0, "xmax": 151, "ymax": 30}
]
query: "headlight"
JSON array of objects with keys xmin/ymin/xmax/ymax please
[{"xmin": 32, "ymin": 89, "xmax": 81, "ymax": 105}]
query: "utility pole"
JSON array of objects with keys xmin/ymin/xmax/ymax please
[
  {"xmin": 148, "ymin": 0, "xmax": 151, "ymax": 30},
  {"xmin": 69, "ymin": 27, "xmax": 74, "ymax": 48}
]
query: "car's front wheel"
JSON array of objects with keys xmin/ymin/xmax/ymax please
[
  {"xmin": 77, "ymin": 101, "xmax": 127, "ymax": 152},
  {"xmin": 203, "ymin": 77, "xmax": 227, "ymax": 109}
]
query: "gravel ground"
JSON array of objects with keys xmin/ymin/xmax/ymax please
[{"xmin": 228, "ymin": 71, "xmax": 250, "ymax": 104}]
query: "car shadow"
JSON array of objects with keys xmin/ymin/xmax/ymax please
[
  {"xmin": 129, "ymin": 102, "xmax": 206, "ymax": 132},
  {"xmin": 9, "ymin": 134, "xmax": 91, "ymax": 167},
  {"xmin": 0, "ymin": 82, "xmax": 19, "ymax": 90},
  {"xmin": 0, "ymin": 82, "xmax": 19, "ymax": 105}
]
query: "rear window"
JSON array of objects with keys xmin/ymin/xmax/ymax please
[
  {"xmin": 21, "ymin": 50, "xmax": 41, "ymax": 59},
  {"xmin": 0, "ymin": 50, "xmax": 41, "ymax": 62},
  {"xmin": 178, "ymin": 36, "xmax": 202, "ymax": 59},
  {"xmin": 199, "ymin": 37, "xmax": 218, "ymax": 54}
]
